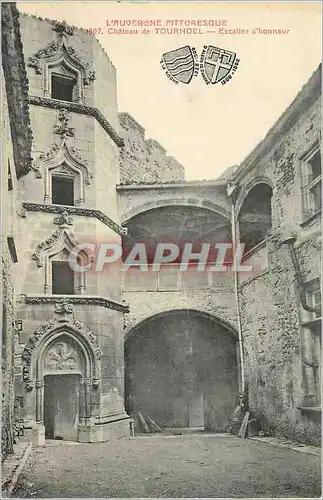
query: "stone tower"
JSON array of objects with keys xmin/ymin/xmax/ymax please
[{"xmin": 15, "ymin": 13, "xmax": 130, "ymax": 444}]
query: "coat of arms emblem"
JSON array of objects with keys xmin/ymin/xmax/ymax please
[
  {"xmin": 161, "ymin": 45, "xmax": 198, "ymax": 84},
  {"xmin": 200, "ymin": 45, "xmax": 240, "ymax": 85},
  {"xmin": 161, "ymin": 45, "xmax": 239, "ymax": 86}
]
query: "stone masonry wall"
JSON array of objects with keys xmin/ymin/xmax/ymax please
[
  {"xmin": 236, "ymin": 81, "xmax": 321, "ymax": 444},
  {"xmin": 1, "ymin": 65, "xmax": 20, "ymax": 460},
  {"xmin": 119, "ymin": 112, "xmax": 185, "ymax": 184}
]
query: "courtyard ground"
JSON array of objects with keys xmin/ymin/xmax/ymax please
[{"xmin": 13, "ymin": 434, "xmax": 321, "ymax": 498}]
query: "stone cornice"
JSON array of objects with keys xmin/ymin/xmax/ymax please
[
  {"xmin": 20, "ymin": 203, "xmax": 128, "ymax": 236},
  {"xmin": 233, "ymin": 64, "xmax": 322, "ymax": 183},
  {"xmin": 1, "ymin": 3, "xmax": 33, "ymax": 178},
  {"xmin": 28, "ymin": 96, "xmax": 124, "ymax": 147},
  {"xmin": 116, "ymin": 180, "xmax": 227, "ymax": 191},
  {"xmin": 22, "ymin": 294, "xmax": 130, "ymax": 313}
]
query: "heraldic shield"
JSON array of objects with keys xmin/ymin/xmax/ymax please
[
  {"xmin": 162, "ymin": 45, "xmax": 195, "ymax": 84},
  {"xmin": 203, "ymin": 46, "xmax": 237, "ymax": 84}
]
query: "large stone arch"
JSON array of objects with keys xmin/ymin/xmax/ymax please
[
  {"xmin": 124, "ymin": 308, "xmax": 238, "ymax": 342},
  {"xmin": 124, "ymin": 308, "xmax": 240, "ymax": 432},
  {"xmin": 122, "ymin": 201, "xmax": 232, "ymax": 271},
  {"xmin": 123, "ymin": 290, "xmax": 237, "ymax": 334},
  {"xmin": 122, "ymin": 198, "xmax": 231, "ymax": 225},
  {"xmin": 235, "ymin": 178, "xmax": 274, "ymax": 252},
  {"xmin": 235, "ymin": 176, "xmax": 274, "ymax": 217}
]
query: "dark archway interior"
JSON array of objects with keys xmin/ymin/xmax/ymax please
[
  {"xmin": 238, "ymin": 183, "xmax": 273, "ymax": 251},
  {"xmin": 125, "ymin": 311, "xmax": 239, "ymax": 432},
  {"xmin": 123, "ymin": 205, "xmax": 231, "ymax": 265}
]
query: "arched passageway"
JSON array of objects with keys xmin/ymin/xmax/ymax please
[
  {"xmin": 122, "ymin": 204, "xmax": 231, "ymax": 265},
  {"xmin": 238, "ymin": 182, "xmax": 273, "ymax": 251},
  {"xmin": 125, "ymin": 310, "xmax": 239, "ymax": 432}
]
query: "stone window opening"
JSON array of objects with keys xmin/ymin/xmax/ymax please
[
  {"xmin": 44, "ymin": 151, "xmax": 90, "ymax": 207},
  {"xmin": 300, "ymin": 142, "xmax": 321, "ymax": 219},
  {"xmin": 52, "ymin": 260, "xmax": 75, "ymax": 295},
  {"xmin": 51, "ymin": 73, "xmax": 77, "ymax": 102},
  {"xmin": 51, "ymin": 174, "xmax": 74, "ymax": 206},
  {"xmin": 45, "ymin": 246, "xmax": 86, "ymax": 295},
  {"xmin": 46, "ymin": 58, "xmax": 81, "ymax": 103}
]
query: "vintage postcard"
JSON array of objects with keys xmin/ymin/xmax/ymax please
[{"xmin": 1, "ymin": 1, "xmax": 321, "ymax": 498}]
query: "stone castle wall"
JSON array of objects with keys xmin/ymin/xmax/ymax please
[
  {"xmin": 235, "ymin": 74, "xmax": 321, "ymax": 444},
  {"xmin": 119, "ymin": 112, "xmax": 185, "ymax": 185},
  {"xmin": 2, "ymin": 65, "xmax": 17, "ymax": 460}
]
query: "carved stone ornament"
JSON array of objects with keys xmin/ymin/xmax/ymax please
[
  {"xmin": 39, "ymin": 141, "xmax": 91, "ymax": 179},
  {"xmin": 21, "ymin": 316, "xmax": 102, "ymax": 390},
  {"xmin": 53, "ymin": 109, "xmax": 75, "ymax": 139},
  {"xmin": 44, "ymin": 341, "xmax": 78, "ymax": 371},
  {"xmin": 22, "ymin": 366, "xmax": 34, "ymax": 391},
  {"xmin": 27, "ymin": 40, "xmax": 95, "ymax": 86},
  {"xmin": 30, "ymin": 157, "xmax": 43, "ymax": 179},
  {"xmin": 39, "ymin": 141, "xmax": 92, "ymax": 171},
  {"xmin": 53, "ymin": 210, "xmax": 73, "ymax": 227},
  {"xmin": 22, "ymin": 202, "xmax": 128, "ymax": 237},
  {"xmin": 39, "ymin": 143, "xmax": 61, "ymax": 163},
  {"xmin": 52, "ymin": 20, "xmax": 74, "ymax": 37},
  {"xmin": 28, "ymin": 96, "xmax": 124, "ymax": 147},
  {"xmin": 32, "ymin": 229, "xmax": 62, "ymax": 267},
  {"xmin": 28, "ymin": 41, "xmax": 60, "ymax": 74},
  {"xmin": 24, "ymin": 294, "xmax": 130, "ymax": 314},
  {"xmin": 54, "ymin": 300, "xmax": 75, "ymax": 321}
]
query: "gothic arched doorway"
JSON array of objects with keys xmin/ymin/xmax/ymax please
[
  {"xmin": 42, "ymin": 335, "xmax": 85, "ymax": 441},
  {"xmin": 22, "ymin": 319, "xmax": 101, "ymax": 444},
  {"xmin": 125, "ymin": 310, "xmax": 239, "ymax": 432}
]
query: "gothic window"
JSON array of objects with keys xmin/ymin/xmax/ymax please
[
  {"xmin": 300, "ymin": 278, "xmax": 321, "ymax": 408},
  {"xmin": 300, "ymin": 141, "xmax": 321, "ymax": 220},
  {"xmin": 52, "ymin": 174, "xmax": 74, "ymax": 206},
  {"xmin": 42, "ymin": 146, "xmax": 91, "ymax": 207},
  {"xmin": 52, "ymin": 261, "xmax": 75, "ymax": 295},
  {"xmin": 51, "ymin": 73, "xmax": 76, "ymax": 102},
  {"xmin": 28, "ymin": 40, "xmax": 95, "ymax": 104},
  {"xmin": 46, "ymin": 55, "xmax": 82, "ymax": 102}
]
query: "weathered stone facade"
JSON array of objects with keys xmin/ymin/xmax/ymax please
[
  {"xmin": 119, "ymin": 112, "xmax": 185, "ymax": 185},
  {"xmin": 1, "ymin": 2, "xmax": 33, "ymax": 460},
  {"xmin": 118, "ymin": 66, "xmax": 321, "ymax": 444},
  {"xmin": 2, "ymin": 9, "xmax": 131, "ymax": 447},
  {"xmin": 232, "ymin": 67, "xmax": 322, "ymax": 445},
  {"xmin": 1, "ymin": 4, "xmax": 321, "ymax": 450}
]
